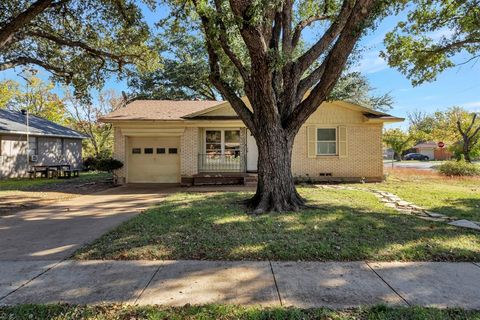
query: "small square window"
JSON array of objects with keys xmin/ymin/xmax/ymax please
[
  {"xmin": 156, "ymin": 148, "xmax": 165, "ymax": 154},
  {"xmin": 132, "ymin": 148, "xmax": 141, "ymax": 154},
  {"xmin": 144, "ymin": 148, "xmax": 153, "ymax": 154},
  {"xmin": 168, "ymin": 148, "xmax": 178, "ymax": 154}
]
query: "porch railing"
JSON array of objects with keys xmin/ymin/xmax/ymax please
[{"xmin": 198, "ymin": 153, "xmax": 241, "ymax": 172}]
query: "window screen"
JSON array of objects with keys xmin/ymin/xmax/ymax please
[
  {"xmin": 316, "ymin": 128, "xmax": 336, "ymax": 155},
  {"xmin": 156, "ymin": 148, "xmax": 165, "ymax": 154},
  {"xmin": 168, "ymin": 148, "xmax": 178, "ymax": 154}
]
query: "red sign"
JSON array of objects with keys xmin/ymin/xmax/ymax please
[{"xmin": 438, "ymin": 141, "xmax": 445, "ymax": 148}]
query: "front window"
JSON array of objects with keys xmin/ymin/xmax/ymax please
[
  {"xmin": 205, "ymin": 129, "xmax": 240, "ymax": 157},
  {"xmin": 317, "ymin": 128, "xmax": 337, "ymax": 155}
]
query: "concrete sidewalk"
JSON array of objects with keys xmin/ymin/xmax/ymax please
[{"xmin": 1, "ymin": 260, "xmax": 479, "ymax": 309}]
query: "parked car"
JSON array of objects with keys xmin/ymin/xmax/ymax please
[{"xmin": 404, "ymin": 153, "xmax": 429, "ymax": 161}]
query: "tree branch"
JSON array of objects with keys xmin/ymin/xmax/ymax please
[
  {"xmin": 27, "ymin": 30, "xmax": 136, "ymax": 62},
  {"xmin": 295, "ymin": 0, "xmax": 354, "ymax": 74},
  {"xmin": 0, "ymin": 0, "xmax": 54, "ymax": 49},
  {"xmin": 292, "ymin": 14, "xmax": 331, "ymax": 48},
  {"xmin": 286, "ymin": 0, "xmax": 376, "ymax": 133},
  {"xmin": 213, "ymin": 0, "xmax": 250, "ymax": 83},
  {"xmin": 194, "ymin": 0, "xmax": 254, "ymax": 130},
  {"xmin": 0, "ymin": 56, "xmax": 73, "ymax": 80}
]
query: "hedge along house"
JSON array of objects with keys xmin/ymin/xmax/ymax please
[
  {"xmin": 102, "ymin": 99, "xmax": 403, "ymax": 185},
  {"xmin": 0, "ymin": 109, "xmax": 87, "ymax": 179}
]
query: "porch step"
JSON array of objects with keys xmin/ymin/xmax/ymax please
[
  {"xmin": 189, "ymin": 173, "xmax": 258, "ymax": 186},
  {"xmin": 193, "ymin": 176, "xmax": 244, "ymax": 186},
  {"xmin": 243, "ymin": 175, "xmax": 258, "ymax": 186}
]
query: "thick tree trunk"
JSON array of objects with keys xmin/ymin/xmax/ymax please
[{"xmin": 247, "ymin": 125, "xmax": 305, "ymax": 214}]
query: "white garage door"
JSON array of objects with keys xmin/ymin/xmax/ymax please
[{"xmin": 127, "ymin": 136, "xmax": 180, "ymax": 183}]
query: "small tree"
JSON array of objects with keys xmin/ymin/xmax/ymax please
[
  {"xmin": 66, "ymin": 90, "xmax": 123, "ymax": 158},
  {"xmin": 454, "ymin": 111, "xmax": 480, "ymax": 163},
  {"xmin": 383, "ymin": 128, "xmax": 414, "ymax": 160}
]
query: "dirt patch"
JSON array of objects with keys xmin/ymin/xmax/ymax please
[{"xmin": 0, "ymin": 179, "xmax": 115, "ymax": 216}]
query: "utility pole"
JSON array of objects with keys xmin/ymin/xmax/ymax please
[{"xmin": 21, "ymin": 109, "xmax": 29, "ymax": 174}]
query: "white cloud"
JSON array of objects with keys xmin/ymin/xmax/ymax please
[
  {"xmin": 352, "ymin": 51, "xmax": 388, "ymax": 74},
  {"xmin": 460, "ymin": 101, "xmax": 480, "ymax": 111}
]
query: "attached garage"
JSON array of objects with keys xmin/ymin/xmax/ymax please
[{"xmin": 127, "ymin": 136, "xmax": 180, "ymax": 183}]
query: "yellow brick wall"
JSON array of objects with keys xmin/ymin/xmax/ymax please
[
  {"xmin": 292, "ymin": 124, "xmax": 383, "ymax": 180},
  {"xmin": 181, "ymin": 127, "xmax": 199, "ymax": 176},
  {"xmin": 113, "ymin": 127, "xmax": 126, "ymax": 183}
]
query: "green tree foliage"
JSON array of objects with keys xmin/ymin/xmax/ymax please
[
  {"xmin": 330, "ymin": 72, "xmax": 393, "ymax": 111},
  {"xmin": 383, "ymin": 0, "xmax": 480, "ymax": 85},
  {"xmin": 128, "ymin": 17, "xmax": 244, "ymax": 100},
  {"xmin": 65, "ymin": 90, "xmax": 122, "ymax": 158},
  {"xmin": 408, "ymin": 107, "xmax": 480, "ymax": 162},
  {"xmin": 0, "ymin": 73, "xmax": 67, "ymax": 124},
  {"xmin": 0, "ymin": 0, "xmax": 159, "ymax": 98},
  {"xmin": 383, "ymin": 128, "xmax": 414, "ymax": 160}
]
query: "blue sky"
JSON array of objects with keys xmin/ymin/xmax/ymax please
[{"xmin": 2, "ymin": 3, "xmax": 479, "ymax": 129}]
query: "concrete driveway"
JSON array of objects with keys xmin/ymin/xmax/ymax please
[{"xmin": 0, "ymin": 184, "xmax": 178, "ymax": 261}]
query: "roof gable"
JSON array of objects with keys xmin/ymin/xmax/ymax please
[{"xmin": 0, "ymin": 109, "xmax": 87, "ymax": 139}]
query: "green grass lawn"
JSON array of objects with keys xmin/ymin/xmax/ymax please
[
  {"xmin": 364, "ymin": 172, "xmax": 480, "ymax": 222},
  {"xmin": 1, "ymin": 304, "xmax": 479, "ymax": 320},
  {"xmin": 74, "ymin": 186, "xmax": 479, "ymax": 262},
  {"xmin": 0, "ymin": 171, "xmax": 110, "ymax": 192}
]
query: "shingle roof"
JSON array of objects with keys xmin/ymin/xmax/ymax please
[
  {"xmin": 101, "ymin": 100, "xmax": 225, "ymax": 121},
  {"xmin": 0, "ymin": 109, "xmax": 87, "ymax": 139}
]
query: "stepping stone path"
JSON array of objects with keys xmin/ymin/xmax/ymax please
[{"xmin": 315, "ymin": 185, "xmax": 480, "ymax": 232}]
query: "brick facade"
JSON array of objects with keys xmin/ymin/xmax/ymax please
[{"xmin": 110, "ymin": 101, "xmax": 394, "ymax": 184}]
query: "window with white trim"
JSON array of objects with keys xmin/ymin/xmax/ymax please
[
  {"xmin": 316, "ymin": 128, "xmax": 337, "ymax": 155},
  {"xmin": 205, "ymin": 129, "xmax": 240, "ymax": 157}
]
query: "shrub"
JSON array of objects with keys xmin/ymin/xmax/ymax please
[
  {"xmin": 83, "ymin": 156, "xmax": 99, "ymax": 171},
  {"xmin": 438, "ymin": 159, "xmax": 480, "ymax": 176},
  {"xmin": 95, "ymin": 158, "xmax": 123, "ymax": 173}
]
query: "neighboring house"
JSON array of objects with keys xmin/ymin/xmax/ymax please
[
  {"xmin": 101, "ymin": 100, "xmax": 403, "ymax": 185},
  {"xmin": 0, "ymin": 109, "xmax": 87, "ymax": 179},
  {"xmin": 413, "ymin": 141, "xmax": 453, "ymax": 160}
]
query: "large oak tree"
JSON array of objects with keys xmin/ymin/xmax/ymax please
[
  {"xmin": 0, "ymin": 0, "xmax": 158, "ymax": 97},
  {"xmin": 163, "ymin": 0, "xmax": 390, "ymax": 213}
]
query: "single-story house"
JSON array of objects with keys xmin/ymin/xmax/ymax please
[
  {"xmin": 0, "ymin": 109, "xmax": 87, "ymax": 179},
  {"xmin": 101, "ymin": 99, "xmax": 403, "ymax": 185},
  {"xmin": 412, "ymin": 141, "xmax": 453, "ymax": 160}
]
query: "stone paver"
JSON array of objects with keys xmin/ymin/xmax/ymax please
[
  {"xmin": 271, "ymin": 261, "xmax": 406, "ymax": 309},
  {"xmin": 0, "ymin": 185, "xmax": 177, "ymax": 261},
  {"xmin": 448, "ymin": 220, "xmax": 480, "ymax": 231},
  {"xmin": 137, "ymin": 260, "xmax": 279, "ymax": 306},
  {"xmin": 369, "ymin": 262, "xmax": 480, "ymax": 309},
  {"xmin": 0, "ymin": 261, "xmax": 57, "ymax": 299},
  {"xmin": 1, "ymin": 261, "xmax": 159, "ymax": 305}
]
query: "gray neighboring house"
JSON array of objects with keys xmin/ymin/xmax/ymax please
[{"xmin": 0, "ymin": 109, "xmax": 87, "ymax": 179}]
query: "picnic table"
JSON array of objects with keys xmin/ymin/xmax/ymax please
[{"xmin": 29, "ymin": 164, "xmax": 79, "ymax": 179}]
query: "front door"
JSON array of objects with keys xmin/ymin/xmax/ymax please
[{"xmin": 246, "ymin": 130, "xmax": 258, "ymax": 172}]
